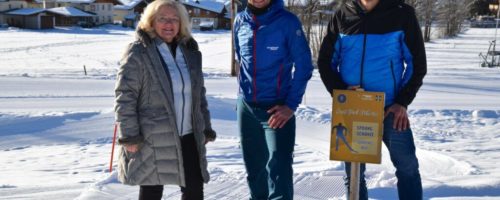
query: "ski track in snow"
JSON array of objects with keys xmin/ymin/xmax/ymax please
[
  {"xmin": 1, "ymin": 26, "xmax": 500, "ymax": 199},
  {"xmin": 1, "ymin": 105, "xmax": 498, "ymax": 199}
]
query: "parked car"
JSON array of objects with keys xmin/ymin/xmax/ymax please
[
  {"xmin": 199, "ymin": 21, "xmax": 214, "ymax": 31},
  {"xmin": 77, "ymin": 21, "xmax": 95, "ymax": 28},
  {"xmin": 470, "ymin": 16, "xmax": 497, "ymax": 28}
]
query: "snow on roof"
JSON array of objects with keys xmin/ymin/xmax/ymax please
[
  {"xmin": 47, "ymin": 7, "xmax": 95, "ymax": 17},
  {"xmin": 5, "ymin": 8, "xmax": 46, "ymax": 16},
  {"xmin": 114, "ymin": 0, "xmax": 142, "ymax": 10},
  {"xmin": 114, "ymin": 5, "xmax": 130, "ymax": 10},
  {"xmin": 117, "ymin": 0, "xmax": 142, "ymax": 7},
  {"xmin": 34, "ymin": 0, "xmax": 95, "ymax": 3},
  {"xmin": 183, "ymin": 0, "xmax": 225, "ymax": 14}
]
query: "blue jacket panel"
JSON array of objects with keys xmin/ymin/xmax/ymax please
[
  {"xmin": 334, "ymin": 31, "xmax": 414, "ymax": 106},
  {"xmin": 234, "ymin": 0, "xmax": 313, "ymax": 111}
]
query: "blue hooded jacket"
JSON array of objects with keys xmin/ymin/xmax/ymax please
[
  {"xmin": 234, "ymin": 0, "xmax": 313, "ymax": 111},
  {"xmin": 317, "ymin": 0, "xmax": 427, "ymax": 108}
]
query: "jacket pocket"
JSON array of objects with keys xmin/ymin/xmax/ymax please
[{"xmin": 119, "ymin": 146, "xmax": 142, "ymax": 184}]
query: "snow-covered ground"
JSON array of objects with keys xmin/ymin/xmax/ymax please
[{"xmin": 0, "ymin": 25, "xmax": 499, "ymax": 200}]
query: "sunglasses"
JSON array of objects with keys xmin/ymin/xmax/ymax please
[{"xmin": 156, "ymin": 17, "xmax": 180, "ymax": 25}]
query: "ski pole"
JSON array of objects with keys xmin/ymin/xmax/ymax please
[{"xmin": 109, "ymin": 123, "xmax": 118, "ymax": 173}]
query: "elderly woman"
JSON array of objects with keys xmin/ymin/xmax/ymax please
[{"xmin": 114, "ymin": 0, "xmax": 216, "ymax": 199}]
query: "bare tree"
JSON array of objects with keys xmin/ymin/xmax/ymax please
[
  {"xmin": 301, "ymin": 0, "xmax": 320, "ymax": 44},
  {"xmin": 421, "ymin": 0, "xmax": 437, "ymax": 42},
  {"xmin": 437, "ymin": 0, "xmax": 468, "ymax": 38},
  {"xmin": 469, "ymin": 0, "xmax": 493, "ymax": 17},
  {"xmin": 287, "ymin": 0, "xmax": 336, "ymax": 63}
]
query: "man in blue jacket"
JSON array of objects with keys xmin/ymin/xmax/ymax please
[
  {"xmin": 234, "ymin": 0, "xmax": 313, "ymax": 198},
  {"xmin": 318, "ymin": 0, "xmax": 427, "ymax": 199}
]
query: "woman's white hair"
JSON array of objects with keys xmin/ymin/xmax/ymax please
[{"xmin": 137, "ymin": 0, "xmax": 192, "ymax": 43}]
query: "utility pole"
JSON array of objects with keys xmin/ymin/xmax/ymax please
[{"xmin": 230, "ymin": 0, "xmax": 238, "ymax": 76}]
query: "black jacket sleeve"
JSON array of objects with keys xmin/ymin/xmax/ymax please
[
  {"xmin": 317, "ymin": 13, "xmax": 348, "ymax": 95},
  {"xmin": 395, "ymin": 7, "xmax": 427, "ymax": 108}
]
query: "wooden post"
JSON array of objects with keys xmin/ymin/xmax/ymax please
[
  {"xmin": 350, "ymin": 87, "xmax": 364, "ymax": 200},
  {"xmin": 349, "ymin": 162, "xmax": 361, "ymax": 200},
  {"xmin": 230, "ymin": 0, "xmax": 238, "ymax": 76},
  {"xmin": 83, "ymin": 65, "xmax": 87, "ymax": 76}
]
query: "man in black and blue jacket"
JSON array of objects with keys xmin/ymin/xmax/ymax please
[
  {"xmin": 318, "ymin": 0, "xmax": 426, "ymax": 199},
  {"xmin": 234, "ymin": 0, "xmax": 313, "ymax": 198}
]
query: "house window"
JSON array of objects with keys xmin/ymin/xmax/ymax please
[
  {"xmin": 108, "ymin": 4, "xmax": 111, "ymax": 11},
  {"xmin": 8, "ymin": 4, "xmax": 11, "ymax": 9},
  {"xmin": 20, "ymin": 4, "xmax": 23, "ymax": 8},
  {"xmin": 108, "ymin": 16, "xmax": 112, "ymax": 23},
  {"xmin": 194, "ymin": 8, "xmax": 200, "ymax": 15},
  {"xmin": 206, "ymin": 10, "xmax": 209, "ymax": 15},
  {"xmin": 90, "ymin": 5, "xmax": 95, "ymax": 11},
  {"xmin": 102, "ymin": 5, "xmax": 105, "ymax": 10}
]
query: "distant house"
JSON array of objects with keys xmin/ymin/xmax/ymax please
[
  {"xmin": 0, "ymin": 0, "xmax": 31, "ymax": 24},
  {"xmin": 3, "ymin": 7, "xmax": 54, "ymax": 29},
  {"xmin": 3, "ymin": 6, "xmax": 98, "ymax": 28},
  {"xmin": 182, "ymin": 0, "xmax": 229, "ymax": 30},
  {"xmin": 48, "ymin": 6, "xmax": 94, "ymax": 26},
  {"xmin": 113, "ymin": 0, "xmax": 145, "ymax": 27},
  {"xmin": 33, "ymin": 0, "xmax": 120, "ymax": 25},
  {"xmin": 111, "ymin": 0, "xmax": 232, "ymax": 30}
]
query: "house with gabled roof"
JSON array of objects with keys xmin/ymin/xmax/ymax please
[
  {"xmin": 113, "ymin": 0, "xmax": 145, "ymax": 27},
  {"xmin": 0, "ymin": 0, "xmax": 124, "ymax": 28},
  {"xmin": 3, "ymin": 7, "xmax": 54, "ymax": 28},
  {"xmin": 47, "ymin": 6, "xmax": 94, "ymax": 26},
  {"xmin": 32, "ymin": 0, "xmax": 120, "ymax": 25},
  {"xmin": 182, "ymin": 0, "xmax": 230, "ymax": 30}
]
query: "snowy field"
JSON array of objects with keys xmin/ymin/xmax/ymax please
[{"xmin": 0, "ymin": 25, "xmax": 499, "ymax": 200}]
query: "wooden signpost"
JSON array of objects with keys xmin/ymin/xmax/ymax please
[{"xmin": 330, "ymin": 89, "xmax": 385, "ymax": 200}]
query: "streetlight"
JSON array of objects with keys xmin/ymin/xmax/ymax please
[
  {"xmin": 489, "ymin": 1, "xmax": 500, "ymax": 66},
  {"xmin": 489, "ymin": 4, "xmax": 498, "ymax": 13},
  {"xmin": 489, "ymin": 3, "xmax": 499, "ymax": 44}
]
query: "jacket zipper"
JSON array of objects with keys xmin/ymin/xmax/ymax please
[
  {"xmin": 359, "ymin": 17, "xmax": 368, "ymax": 88},
  {"xmin": 182, "ymin": 50, "xmax": 196, "ymax": 136},
  {"xmin": 172, "ymin": 47, "xmax": 186, "ymax": 135},
  {"xmin": 252, "ymin": 15, "xmax": 258, "ymax": 103},
  {"xmin": 390, "ymin": 60, "xmax": 397, "ymax": 96}
]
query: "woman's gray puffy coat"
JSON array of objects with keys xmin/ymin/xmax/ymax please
[{"xmin": 114, "ymin": 30, "xmax": 216, "ymax": 186}]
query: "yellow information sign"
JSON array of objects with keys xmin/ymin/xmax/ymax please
[{"xmin": 330, "ymin": 89, "xmax": 385, "ymax": 164}]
